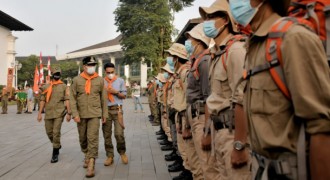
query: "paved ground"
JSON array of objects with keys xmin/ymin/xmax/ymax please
[{"xmin": 0, "ymin": 97, "xmax": 179, "ymax": 180}]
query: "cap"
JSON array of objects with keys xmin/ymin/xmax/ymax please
[
  {"xmin": 161, "ymin": 63, "xmax": 174, "ymax": 74},
  {"xmin": 199, "ymin": 0, "xmax": 238, "ymax": 33},
  {"xmin": 51, "ymin": 66, "xmax": 61, "ymax": 74},
  {"xmin": 165, "ymin": 43, "xmax": 188, "ymax": 60},
  {"xmin": 185, "ymin": 23, "xmax": 211, "ymax": 47},
  {"xmin": 82, "ymin": 56, "xmax": 97, "ymax": 65},
  {"xmin": 154, "ymin": 73, "xmax": 166, "ymax": 83}
]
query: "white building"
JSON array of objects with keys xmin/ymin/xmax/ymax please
[
  {"xmin": 0, "ymin": 10, "xmax": 33, "ymax": 86},
  {"xmin": 56, "ymin": 35, "xmax": 149, "ymax": 88}
]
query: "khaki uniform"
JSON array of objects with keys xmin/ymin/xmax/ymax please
[
  {"xmin": 40, "ymin": 83, "xmax": 69, "ymax": 148},
  {"xmin": 34, "ymin": 93, "xmax": 41, "ymax": 110},
  {"xmin": 1, "ymin": 88, "xmax": 9, "ymax": 113},
  {"xmin": 162, "ymin": 77, "xmax": 174, "ymax": 142},
  {"xmin": 16, "ymin": 90, "xmax": 26, "ymax": 113},
  {"xmin": 70, "ymin": 75, "xmax": 108, "ymax": 159},
  {"xmin": 207, "ymin": 34, "xmax": 250, "ymax": 180},
  {"xmin": 148, "ymin": 83, "xmax": 159, "ymax": 123},
  {"xmin": 172, "ymin": 65, "xmax": 192, "ymax": 173},
  {"xmin": 244, "ymin": 13, "xmax": 330, "ymax": 179}
]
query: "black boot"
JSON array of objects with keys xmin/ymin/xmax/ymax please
[
  {"xmin": 155, "ymin": 128, "xmax": 165, "ymax": 135},
  {"xmin": 168, "ymin": 157, "xmax": 183, "ymax": 168},
  {"xmin": 168, "ymin": 159, "xmax": 184, "ymax": 172},
  {"xmin": 157, "ymin": 134, "xmax": 167, "ymax": 140},
  {"xmin": 159, "ymin": 139, "xmax": 172, "ymax": 146},
  {"xmin": 51, "ymin": 148, "xmax": 59, "ymax": 163},
  {"xmin": 161, "ymin": 145, "xmax": 173, "ymax": 151},
  {"xmin": 165, "ymin": 150, "xmax": 179, "ymax": 161},
  {"xmin": 172, "ymin": 169, "xmax": 193, "ymax": 180}
]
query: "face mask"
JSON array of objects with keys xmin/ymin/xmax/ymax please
[
  {"xmin": 230, "ymin": 0, "xmax": 263, "ymax": 27},
  {"xmin": 203, "ymin": 20, "xmax": 227, "ymax": 38},
  {"xmin": 170, "ymin": 66, "xmax": 175, "ymax": 72},
  {"xmin": 163, "ymin": 72, "xmax": 169, "ymax": 79},
  {"xmin": 185, "ymin": 40, "xmax": 194, "ymax": 55},
  {"xmin": 158, "ymin": 82, "xmax": 163, "ymax": 88},
  {"xmin": 52, "ymin": 74, "xmax": 61, "ymax": 81},
  {"xmin": 87, "ymin": 66, "xmax": 96, "ymax": 75},
  {"xmin": 166, "ymin": 57, "xmax": 174, "ymax": 67},
  {"xmin": 108, "ymin": 73, "xmax": 115, "ymax": 79}
]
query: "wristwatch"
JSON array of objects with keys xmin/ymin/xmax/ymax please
[{"xmin": 233, "ymin": 141, "xmax": 250, "ymax": 151}]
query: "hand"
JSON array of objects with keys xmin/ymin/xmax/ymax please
[
  {"xmin": 102, "ymin": 117, "xmax": 106, "ymax": 124},
  {"xmin": 182, "ymin": 128, "xmax": 192, "ymax": 140},
  {"xmin": 66, "ymin": 114, "xmax": 71, "ymax": 122},
  {"xmin": 107, "ymin": 87, "xmax": 118, "ymax": 94},
  {"xmin": 231, "ymin": 149, "xmax": 249, "ymax": 169},
  {"xmin": 73, "ymin": 116, "xmax": 80, "ymax": 123},
  {"xmin": 202, "ymin": 134, "xmax": 212, "ymax": 151},
  {"xmin": 37, "ymin": 113, "xmax": 42, "ymax": 122}
]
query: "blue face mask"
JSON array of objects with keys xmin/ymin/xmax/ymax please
[
  {"xmin": 229, "ymin": 0, "xmax": 263, "ymax": 27},
  {"xmin": 166, "ymin": 57, "xmax": 174, "ymax": 67},
  {"xmin": 203, "ymin": 20, "xmax": 220, "ymax": 38},
  {"xmin": 185, "ymin": 40, "xmax": 194, "ymax": 55},
  {"xmin": 158, "ymin": 82, "xmax": 163, "ymax": 88},
  {"xmin": 163, "ymin": 72, "xmax": 169, "ymax": 79},
  {"xmin": 170, "ymin": 66, "xmax": 175, "ymax": 72}
]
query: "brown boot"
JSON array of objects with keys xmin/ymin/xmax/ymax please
[
  {"xmin": 104, "ymin": 157, "xmax": 113, "ymax": 166},
  {"xmin": 85, "ymin": 158, "xmax": 95, "ymax": 178},
  {"xmin": 120, "ymin": 153, "xmax": 128, "ymax": 164},
  {"xmin": 83, "ymin": 158, "xmax": 89, "ymax": 168}
]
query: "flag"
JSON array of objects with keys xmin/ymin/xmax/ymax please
[
  {"xmin": 39, "ymin": 52, "xmax": 44, "ymax": 84},
  {"xmin": 33, "ymin": 65, "xmax": 39, "ymax": 93},
  {"xmin": 47, "ymin": 56, "xmax": 51, "ymax": 76}
]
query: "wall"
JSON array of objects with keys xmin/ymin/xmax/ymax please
[{"xmin": 0, "ymin": 25, "xmax": 11, "ymax": 86}]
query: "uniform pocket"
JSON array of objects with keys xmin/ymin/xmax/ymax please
[{"xmin": 214, "ymin": 69, "xmax": 231, "ymax": 98}]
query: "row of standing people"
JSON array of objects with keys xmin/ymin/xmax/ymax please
[
  {"xmin": 148, "ymin": 0, "xmax": 330, "ymax": 179},
  {"xmin": 37, "ymin": 59, "xmax": 129, "ymax": 178}
]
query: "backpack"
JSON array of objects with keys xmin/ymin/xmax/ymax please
[{"xmin": 243, "ymin": 0, "xmax": 330, "ymax": 100}]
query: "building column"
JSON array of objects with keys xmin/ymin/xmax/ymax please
[
  {"xmin": 110, "ymin": 56, "xmax": 115, "ymax": 65},
  {"xmin": 97, "ymin": 57, "xmax": 103, "ymax": 76},
  {"xmin": 124, "ymin": 64, "xmax": 130, "ymax": 86},
  {"xmin": 140, "ymin": 58, "xmax": 148, "ymax": 88}
]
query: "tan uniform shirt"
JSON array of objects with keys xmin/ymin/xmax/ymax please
[
  {"xmin": 207, "ymin": 35, "xmax": 246, "ymax": 115},
  {"xmin": 172, "ymin": 66, "xmax": 189, "ymax": 112},
  {"xmin": 244, "ymin": 13, "xmax": 330, "ymax": 158},
  {"xmin": 40, "ymin": 83, "xmax": 69, "ymax": 120},
  {"xmin": 70, "ymin": 75, "xmax": 108, "ymax": 119},
  {"xmin": 157, "ymin": 89, "xmax": 163, "ymax": 104}
]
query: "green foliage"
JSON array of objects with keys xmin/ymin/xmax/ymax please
[
  {"xmin": 169, "ymin": 0, "xmax": 194, "ymax": 12},
  {"xmin": 54, "ymin": 61, "xmax": 79, "ymax": 81},
  {"xmin": 18, "ymin": 55, "xmax": 39, "ymax": 86}
]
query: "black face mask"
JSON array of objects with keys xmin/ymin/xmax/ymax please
[{"xmin": 52, "ymin": 73, "xmax": 61, "ymax": 80}]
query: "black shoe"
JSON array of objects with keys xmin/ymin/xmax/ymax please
[
  {"xmin": 156, "ymin": 130, "xmax": 165, "ymax": 135},
  {"xmin": 165, "ymin": 152, "xmax": 179, "ymax": 161},
  {"xmin": 157, "ymin": 135, "xmax": 167, "ymax": 140},
  {"xmin": 51, "ymin": 148, "xmax": 60, "ymax": 163},
  {"xmin": 159, "ymin": 140, "xmax": 172, "ymax": 146},
  {"xmin": 33, "ymin": 109, "xmax": 36, "ymax": 111},
  {"xmin": 152, "ymin": 122, "xmax": 160, "ymax": 126},
  {"xmin": 172, "ymin": 169, "xmax": 193, "ymax": 180},
  {"xmin": 168, "ymin": 157, "xmax": 183, "ymax": 168},
  {"xmin": 168, "ymin": 161, "xmax": 184, "ymax": 172},
  {"xmin": 161, "ymin": 145, "xmax": 173, "ymax": 151}
]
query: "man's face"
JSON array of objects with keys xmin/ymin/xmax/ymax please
[
  {"xmin": 250, "ymin": 0, "xmax": 261, "ymax": 8},
  {"xmin": 205, "ymin": 12, "xmax": 228, "ymax": 33},
  {"xmin": 105, "ymin": 67, "xmax": 115, "ymax": 75}
]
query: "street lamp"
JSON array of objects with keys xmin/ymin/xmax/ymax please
[{"xmin": 11, "ymin": 60, "xmax": 22, "ymax": 88}]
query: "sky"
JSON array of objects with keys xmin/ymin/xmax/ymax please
[{"xmin": 0, "ymin": 0, "xmax": 212, "ymax": 56}]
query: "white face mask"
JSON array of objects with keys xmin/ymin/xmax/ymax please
[
  {"xmin": 87, "ymin": 66, "xmax": 96, "ymax": 75},
  {"xmin": 108, "ymin": 73, "xmax": 115, "ymax": 79}
]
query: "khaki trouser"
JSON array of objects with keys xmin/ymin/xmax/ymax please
[
  {"xmin": 27, "ymin": 100, "xmax": 33, "ymax": 112},
  {"xmin": 77, "ymin": 117, "xmax": 100, "ymax": 159},
  {"xmin": 152, "ymin": 103, "xmax": 159, "ymax": 123},
  {"xmin": 1, "ymin": 99, "xmax": 8, "ymax": 113},
  {"xmin": 214, "ymin": 129, "xmax": 251, "ymax": 180},
  {"xmin": 45, "ymin": 117, "xmax": 63, "ymax": 148},
  {"xmin": 161, "ymin": 113, "xmax": 172, "ymax": 142},
  {"xmin": 17, "ymin": 100, "xmax": 23, "ymax": 113},
  {"xmin": 102, "ymin": 108, "xmax": 126, "ymax": 158},
  {"xmin": 188, "ymin": 114, "xmax": 220, "ymax": 180},
  {"xmin": 176, "ymin": 112, "xmax": 191, "ymax": 171}
]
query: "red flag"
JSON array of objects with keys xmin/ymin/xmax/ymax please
[
  {"xmin": 47, "ymin": 56, "xmax": 51, "ymax": 76},
  {"xmin": 33, "ymin": 65, "xmax": 40, "ymax": 93},
  {"xmin": 39, "ymin": 52, "xmax": 44, "ymax": 84}
]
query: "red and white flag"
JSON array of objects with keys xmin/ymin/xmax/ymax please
[
  {"xmin": 33, "ymin": 65, "xmax": 39, "ymax": 93},
  {"xmin": 47, "ymin": 56, "xmax": 51, "ymax": 76},
  {"xmin": 39, "ymin": 52, "xmax": 44, "ymax": 84}
]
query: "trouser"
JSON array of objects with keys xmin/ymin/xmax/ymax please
[
  {"xmin": 45, "ymin": 117, "xmax": 63, "ymax": 148},
  {"xmin": 102, "ymin": 107, "xmax": 126, "ymax": 158},
  {"xmin": 152, "ymin": 103, "xmax": 159, "ymax": 123},
  {"xmin": 188, "ymin": 113, "xmax": 220, "ymax": 180},
  {"xmin": 252, "ymin": 152, "xmax": 298, "ymax": 180},
  {"xmin": 214, "ymin": 129, "xmax": 251, "ymax": 180},
  {"xmin": 175, "ymin": 112, "xmax": 192, "ymax": 171},
  {"xmin": 161, "ymin": 113, "xmax": 172, "ymax": 142},
  {"xmin": 27, "ymin": 100, "xmax": 33, "ymax": 112},
  {"xmin": 77, "ymin": 117, "xmax": 100, "ymax": 159},
  {"xmin": 17, "ymin": 100, "xmax": 23, "ymax": 113},
  {"xmin": 33, "ymin": 98, "xmax": 39, "ymax": 110},
  {"xmin": 1, "ymin": 99, "xmax": 8, "ymax": 113},
  {"xmin": 133, "ymin": 96, "xmax": 143, "ymax": 111}
]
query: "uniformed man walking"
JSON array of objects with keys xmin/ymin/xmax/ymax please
[
  {"xmin": 70, "ymin": 56, "xmax": 108, "ymax": 178},
  {"xmin": 1, "ymin": 86, "xmax": 9, "ymax": 114},
  {"xmin": 102, "ymin": 62, "xmax": 128, "ymax": 166},
  {"xmin": 229, "ymin": 0, "xmax": 330, "ymax": 179},
  {"xmin": 37, "ymin": 66, "xmax": 71, "ymax": 163}
]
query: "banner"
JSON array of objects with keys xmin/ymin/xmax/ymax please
[
  {"xmin": 7, "ymin": 68, "xmax": 14, "ymax": 96},
  {"xmin": 39, "ymin": 52, "xmax": 44, "ymax": 84},
  {"xmin": 33, "ymin": 65, "xmax": 39, "ymax": 93}
]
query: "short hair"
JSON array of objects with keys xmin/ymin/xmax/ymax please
[
  {"xmin": 26, "ymin": 84, "xmax": 30, "ymax": 87},
  {"xmin": 104, "ymin": 63, "xmax": 115, "ymax": 70},
  {"xmin": 267, "ymin": 0, "xmax": 290, "ymax": 16}
]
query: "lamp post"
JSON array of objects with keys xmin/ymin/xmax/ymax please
[{"xmin": 11, "ymin": 60, "xmax": 22, "ymax": 88}]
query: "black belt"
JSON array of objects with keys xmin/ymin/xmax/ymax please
[
  {"xmin": 109, "ymin": 105, "xmax": 122, "ymax": 110},
  {"xmin": 211, "ymin": 114, "xmax": 235, "ymax": 131}
]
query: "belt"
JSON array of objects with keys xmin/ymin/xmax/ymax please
[
  {"xmin": 212, "ymin": 119, "xmax": 234, "ymax": 131},
  {"xmin": 108, "ymin": 105, "xmax": 122, "ymax": 110}
]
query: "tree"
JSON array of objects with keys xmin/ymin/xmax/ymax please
[
  {"xmin": 18, "ymin": 55, "xmax": 39, "ymax": 86},
  {"xmin": 115, "ymin": 0, "xmax": 193, "ymax": 75}
]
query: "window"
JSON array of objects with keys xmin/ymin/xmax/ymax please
[
  {"xmin": 119, "ymin": 65, "xmax": 125, "ymax": 77},
  {"xmin": 130, "ymin": 63, "xmax": 140, "ymax": 77}
]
